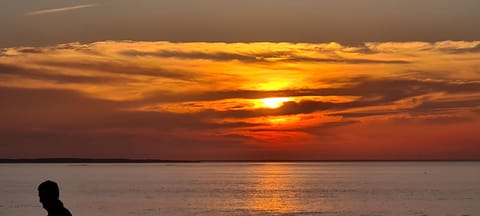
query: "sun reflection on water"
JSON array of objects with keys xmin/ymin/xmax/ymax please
[{"xmin": 249, "ymin": 163, "xmax": 301, "ymax": 214}]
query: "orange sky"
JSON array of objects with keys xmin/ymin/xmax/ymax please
[{"xmin": 1, "ymin": 41, "xmax": 480, "ymax": 160}]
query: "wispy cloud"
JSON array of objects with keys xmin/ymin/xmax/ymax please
[
  {"xmin": 0, "ymin": 40, "xmax": 479, "ymax": 159},
  {"xmin": 26, "ymin": 4, "xmax": 96, "ymax": 16}
]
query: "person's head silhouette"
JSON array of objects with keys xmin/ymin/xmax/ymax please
[{"xmin": 38, "ymin": 180, "xmax": 72, "ymax": 216}]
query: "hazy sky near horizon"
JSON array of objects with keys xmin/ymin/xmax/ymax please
[
  {"xmin": 0, "ymin": 1, "xmax": 480, "ymax": 160},
  {"xmin": 1, "ymin": 0, "xmax": 480, "ymax": 47}
]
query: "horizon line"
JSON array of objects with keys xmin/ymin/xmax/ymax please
[{"xmin": 1, "ymin": 158, "xmax": 479, "ymax": 163}]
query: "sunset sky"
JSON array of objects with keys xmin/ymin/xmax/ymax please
[{"xmin": 1, "ymin": 0, "xmax": 479, "ymax": 160}]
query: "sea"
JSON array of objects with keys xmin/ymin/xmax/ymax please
[{"xmin": 0, "ymin": 162, "xmax": 479, "ymax": 216}]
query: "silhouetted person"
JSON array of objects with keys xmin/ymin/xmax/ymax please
[{"xmin": 38, "ymin": 180, "xmax": 72, "ymax": 216}]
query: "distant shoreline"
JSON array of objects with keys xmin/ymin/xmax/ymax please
[
  {"xmin": 0, "ymin": 158, "xmax": 200, "ymax": 163},
  {"xmin": 0, "ymin": 158, "xmax": 479, "ymax": 163}
]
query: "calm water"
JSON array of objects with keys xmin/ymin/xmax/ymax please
[{"xmin": 0, "ymin": 162, "xmax": 479, "ymax": 216}]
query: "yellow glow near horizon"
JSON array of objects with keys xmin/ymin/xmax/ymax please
[{"xmin": 259, "ymin": 97, "xmax": 292, "ymax": 109}]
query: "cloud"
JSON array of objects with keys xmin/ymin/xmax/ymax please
[
  {"xmin": 26, "ymin": 4, "xmax": 96, "ymax": 16},
  {"xmin": 121, "ymin": 50, "xmax": 271, "ymax": 62},
  {"xmin": 0, "ymin": 63, "xmax": 129, "ymax": 84},
  {"xmin": 122, "ymin": 50, "xmax": 410, "ymax": 64},
  {"xmin": 326, "ymin": 111, "xmax": 399, "ymax": 118},
  {"xmin": 0, "ymin": 40, "xmax": 479, "ymax": 159},
  {"xmin": 36, "ymin": 60, "xmax": 195, "ymax": 80}
]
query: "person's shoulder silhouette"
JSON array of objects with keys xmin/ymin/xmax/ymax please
[{"xmin": 38, "ymin": 180, "xmax": 72, "ymax": 216}]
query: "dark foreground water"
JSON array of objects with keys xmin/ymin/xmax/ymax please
[{"xmin": 1, "ymin": 162, "xmax": 479, "ymax": 216}]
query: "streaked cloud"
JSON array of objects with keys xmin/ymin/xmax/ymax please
[
  {"xmin": 0, "ymin": 40, "xmax": 479, "ymax": 159},
  {"xmin": 26, "ymin": 4, "xmax": 96, "ymax": 16}
]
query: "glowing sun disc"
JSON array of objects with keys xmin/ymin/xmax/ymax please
[{"xmin": 259, "ymin": 97, "xmax": 292, "ymax": 109}]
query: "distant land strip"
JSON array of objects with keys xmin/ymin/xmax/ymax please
[
  {"xmin": 0, "ymin": 158, "xmax": 478, "ymax": 163},
  {"xmin": 0, "ymin": 158, "xmax": 200, "ymax": 163}
]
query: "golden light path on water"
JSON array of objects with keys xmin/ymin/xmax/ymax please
[
  {"xmin": 249, "ymin": 163, "xmax": 302, "ymax": 213},
  {"xmin": 248, "ymin": 163, "xmax": 340, "ymax": 214}
]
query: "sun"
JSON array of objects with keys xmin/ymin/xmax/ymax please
[{"xmin": 259, "ymin": 97, "xmax": 292, "ymax": 109}]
